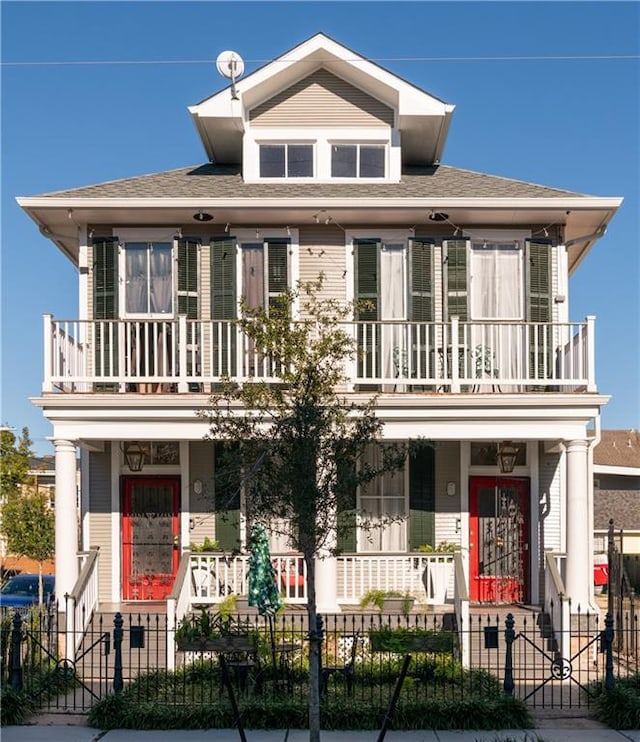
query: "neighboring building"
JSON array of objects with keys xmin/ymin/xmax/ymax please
[
  {"xmin": 18, "ymin": 33, "xmax": 622, "ymax": 618},
  {"xmin": 594, "ymin": 429, "xmax": 640, "ymax": 558}
]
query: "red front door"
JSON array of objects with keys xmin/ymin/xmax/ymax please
[
  {"xmin": 122, "ymin": 476, "xmax": 180, "ymax": 600},
  {"xmin": 469, "ymin": 476, "xmax": 530, "ymax": 603}
]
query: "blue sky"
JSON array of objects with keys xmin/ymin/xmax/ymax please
[{"xmin": 1, "ymin": 1, "xmax": 638, "ymax": 456}]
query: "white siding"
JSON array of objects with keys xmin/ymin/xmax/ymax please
[
  {"xmin": 89, "ymin": 445, "xmax": 113, "ymax": 603},
  {"xmin": 434, "ymin": 441, "xmax": 461, "ymax": 547}
]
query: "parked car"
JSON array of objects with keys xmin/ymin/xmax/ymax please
[{"xmin": 0, "ymin": 573, "xmax": 55, "ymax": 611}]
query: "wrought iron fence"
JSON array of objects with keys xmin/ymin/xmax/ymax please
[{"xmin": 2, "ymin": 604, "xmax": 637, "ymax": 715}]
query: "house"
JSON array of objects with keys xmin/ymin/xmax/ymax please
[
  {"xmin": 18, "ymin": 33, "xmax": 622, "ymax": 623},
  {"xmin": 593, "ymin": 430, "xmax": 640, "ymax": 590}
]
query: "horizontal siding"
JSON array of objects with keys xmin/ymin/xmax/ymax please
[
  {"xmin": 89, "ymin": 445, "xmax": 113, "ymax": 603},
  {"xmin": 434, "ymin": 442, "xmax": 461, "ymax": 547},
  {"xmin": 298, "ymin": 226, "xmax": 346, "ymax": 314},
  {"xmin": 250, "ymin": 69, "xmax": 394, "ymax": 128},
  {"xmin": 189, "ymin": 441, "xmax": 216, "ymax": 546}
]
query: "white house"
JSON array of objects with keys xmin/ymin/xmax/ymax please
[{"xmin": 18, "ymin": 33, "xmax": 622, "ymax": 624}]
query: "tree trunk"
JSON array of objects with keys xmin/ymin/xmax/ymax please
[{"xmin": 305, "ymin": 553, "xmax": 322, "ymax": 742}]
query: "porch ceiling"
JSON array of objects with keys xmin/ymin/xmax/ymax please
[{"xmin": 19, "ymin": 197, "xmax": 619, "ymax": 273}]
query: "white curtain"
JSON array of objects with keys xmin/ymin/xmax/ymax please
[
  {"xmin": 359, "ymin": 445, "xmax": 406, "ymax": 552},
  {"xmin": 470, "ymin": 242, "xmax": 523, "ymax": 384},
  {"xmin": 380, "ymin": 245, "xmax": 406, "ymax": 387},
  {"xmin": 125, "ymin": 243, "xmax": 148, "ymax": 314},
  {"xmin": 149, "ymin": 243, "xmax": 173, "ymax": 314}
]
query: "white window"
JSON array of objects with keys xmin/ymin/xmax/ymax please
[
  {"xmin": 331, "ymin": 144, "xmax": 385, "ymax": 178},
  {"xmin": 259, "ymin": 144, "xmax": 314, "ymax": 178},
  {"xmin": 123, "ymin": 241, "xmax": 173, "ymax": 317}
]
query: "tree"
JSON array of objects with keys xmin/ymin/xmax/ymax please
[
  {"xmin": 0, "ymin": 488, "xmax": 55, "ymax": 602},
  {"xmin": 0, "ymin": 426, "xmax": 33, "ymax": 501},
  {"xmin": 200, "ymin": 278, "xmax": 405, "ymax": 742}
]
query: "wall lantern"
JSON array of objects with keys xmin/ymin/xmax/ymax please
[
  {"xmin": 497, "ymin": 441, "xmax": 519, "ymax": 474},
  {"xmin": 121, "ymin": 441, "xmax": 147, "ymax": 472}
]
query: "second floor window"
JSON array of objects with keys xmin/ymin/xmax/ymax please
[
  {"xmin": 259, "ymin": 144, "xmax": 314, "ymax": 178},
  {"xmin": 331, "ymin": 144, "xmax": 385, "ymax": 178},
  {"xmin": 124, "ymin": 241, "xmax": 173, "ymax": 316}
]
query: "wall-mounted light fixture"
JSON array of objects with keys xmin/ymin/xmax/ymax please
[
  {"xmin": 193, "ymin": 210, "xmax": 213, "ymax": 222},
  {"xmin": 497, "ymin": 441, "xmax": 519, "ymax": 474},
  {"xmin": 120, "ymin": 441, "xmax": 147, "ymax": 472}
]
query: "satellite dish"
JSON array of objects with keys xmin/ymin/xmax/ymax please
[{"xmin": 216, "ymin": 50, "xmax": 244, "ymax": 80}]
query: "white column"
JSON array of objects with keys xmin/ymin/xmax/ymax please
[
  {"xmin": 564, "ymin": 439, "xmax": 593, "ymax": 611},
  {"xmin": 55, "ymin": 439, "xmax": 79, "ymax": 606}
]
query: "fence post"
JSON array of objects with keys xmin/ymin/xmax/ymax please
[
  {"xmin": 113, "ymin": 612, "xmax": 123, "ymax": 693},
  {"xmin": 603, "ymin": 611, "xmax": 615, "ymax": 691},
  {"xmin": 607, "ymin": 518, "xmax": 615, "ymax": 619},
  {"xmin": 9, "ymin": 612, "xmax": 23, "ymax": 691},
  {"xmin": 503, "ymin": 612, "xmax": 515, "ymax": 697}
]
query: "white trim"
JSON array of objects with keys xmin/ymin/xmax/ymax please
[
  {"xmin": 16, "ymin": 196, "xmax": 625, "ymax": 211},
  {"xmin": 593, "ymin": 464, "xmax": 640, "ymax": 476},
  {"xmin": 81, "ymin": 449, "xmax": 90, "ymax": 552},
  {"xmin": 110, "ymin": 442, "xmax": 121, "ymax": 603},
  {"xmin": 180, "ymin": 441, "xmax": 190, "ymax": 551}
]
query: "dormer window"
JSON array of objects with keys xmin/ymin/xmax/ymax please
[
  {"xmin": 331, "ymin": 144, "xmax": 385, "ymax": 178},
  {"xmin": 259, "ymin": 143, "xmax": 314, "ymax": 178}
]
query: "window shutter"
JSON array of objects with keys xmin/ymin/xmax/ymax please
[
  {"xmin": 444, "ymin": 238, "xmax": 469, "ymax": 321},
  {"xmin": 336, "ymin": 447, "xmax": 357, "ymax": 553},
  {"xmin": 526, "ymin": 239, "xmax": 553, "ymax": 380},
  {"xmin": 410, "ymin": 238, "xmax": 434, "ymax": 321},
  {"xmin": 177, "ymin": 238, "xmax": 200, "ymax": 318},
  {"xmin": 526, "ymin": 239, "xmax": 552, "ymax": 322},
  {"xmin": 214, "ymin": 443, "xmax": 241, "ymax": 552},
  {"xmin": 92, "ymin": 237, "xmax": 119, "ymax": 387},
  {"xmin": 409, "ymin": 445, "xmax": 435, "ymax": 549},
  {"xmin": 210, "ymin": 238, "xmax": 236, "ymax": 320},
  {"xmin": 93, "ymin": 237, "xmax": 119, "ymax": 319},
  {"xmin": 354, "ymin": 239, "xmax": 380, "ymax": 320},
  {"xmin": 267, "ymin": 240, "xmax": 288, "ymax": 294}
]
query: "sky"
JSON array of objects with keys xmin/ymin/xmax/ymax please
[{"xmin": 1, "ymin": 0, "xmax": 639, "ymax": 456}]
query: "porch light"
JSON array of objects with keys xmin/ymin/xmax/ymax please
[
  {"xmin": 121, "ymin": 441, "xmax": 147, "ymax": 472},
  {"xmin": 428, "ymin": 210, "xmax": 449, "ymax": 222},
  {"xmin": 497, "ymin": 441, "xmax": 519, "ymax": 474},
  {"xmin": 193, "ymin": 210, "xmax": 213, "ymax": 222}
]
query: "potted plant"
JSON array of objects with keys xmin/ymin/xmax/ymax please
[
  {"xmin": 175, "ymin": 606, "xmax": 237, "ymax": 651},
  {"xmin": 189, "ymin": 536, "xmax": 220, "ymax": 552},
  {"xmin": 359, "ymin": 589, "xmax": 415, "ymax": 616}
]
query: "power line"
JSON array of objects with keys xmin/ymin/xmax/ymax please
[{"xmin": 2, "ymin": 54, "xmax": 638, "ymax": 67}]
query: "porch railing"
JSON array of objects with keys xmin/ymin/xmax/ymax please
[
  {"xmin": 336, "ymin": 553, "xmax": 454, "ymax": 605},
  {"xmin": 43, "ymin": 315, "xmax": 596, "ymax": 393},
  {"xmin": 544, "ymin": 550, "xmax": 570, "ymax": 659},
  {"xmin": 65, "ymin": 547, "xmax": 100, "ymax": 659},
  {"xmin": 186, "ymin": 552, "xmax": 307, "ymax": 605}
]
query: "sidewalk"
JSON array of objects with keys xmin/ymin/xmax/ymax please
[{"xmin": 2, "ymin": 727, "xmax": 639, "ymax": 742}]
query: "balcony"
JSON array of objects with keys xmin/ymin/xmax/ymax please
[{"xmin": 43, "ymin": 315, "xmax": 596, "ymax": 394}]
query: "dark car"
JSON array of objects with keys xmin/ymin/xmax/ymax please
[{"xmin": 0, "ymin": 573, "xmax": 55, "ymax": 610}]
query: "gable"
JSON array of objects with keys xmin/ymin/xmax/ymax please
[{"xmin": 249, "ymin": 69, "xmax": 394, "ymax": 128}]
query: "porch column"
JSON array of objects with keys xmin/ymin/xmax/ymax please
[
  {"xmin": 564, "ymin": 439, "xmax": 593, "ymax": 611},
  {"xmin": 55, "ymin": 439, "xmax": 79, "ymax": 606}
]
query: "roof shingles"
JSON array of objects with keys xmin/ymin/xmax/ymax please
[{"xmin": 32, "ymin": 164, "xmax": 590, "ymax": 200}]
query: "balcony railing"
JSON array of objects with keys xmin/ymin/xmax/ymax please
[{"xmin": 43, "ymin": 314, "xmax": 596, "ymax": 394}]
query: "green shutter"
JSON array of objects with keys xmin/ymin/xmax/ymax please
[
  {"xmin": 410, "ymin": 238, "xmax": 434, "ymax": 321},
  {"xmin": 93, "ymin": 237, "xmax": 119, "ymax": 388},
  {"xmin": 444, "ymin": 238, "xmax": 469, "ymax": 321},
  {"xmin": 93, "ymin": 237, "xmax": 118, "ymax": 320},
  {"xmin": 354, "ymin": 239, "xmax": 379, "ymax": 320},
  {"xmin": 214, "ymin": 443, "xmax": 241, "ymax": 552},
  {"xmin": 267, "ymin": 240, "xmax": 288, "ymax": 294},
  {"xmin": 526, "ymin": 239, "xmax": 553, "ymax": 380},
  {"xmin": 211, "ymin": 238, "xmax": 236, "ymax": 320},
  {"xmin": 409, "ymin": 445, "xmax": 435, "ymax": 550},
  {"xmin": 177, "ymin": 238, "xmax": 200, "ymax": 318},
  {"xmin": 336, "ymin": 445, "xmax": 357, "ymax": 553}
]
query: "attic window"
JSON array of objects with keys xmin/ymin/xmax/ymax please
[
  {"xmin": 259, "ymin": 144, "xmax": 313, "ymax": 178},
  {"xmin": 331, "ymin": 144, "xmax": 385, "ymax": 178}
]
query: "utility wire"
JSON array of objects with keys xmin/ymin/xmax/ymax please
[{"xmin": 2, "ymin": 54, "xmax": 638, "ymax": 67}]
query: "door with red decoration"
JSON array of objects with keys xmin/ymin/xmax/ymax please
[
  {"xmin": 122, "ymin": 476, "xmax": 180, "ymax": 600},
  {"xmin": 469, "ymin": 477, "xmax": 529, "ymax": 603}
]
